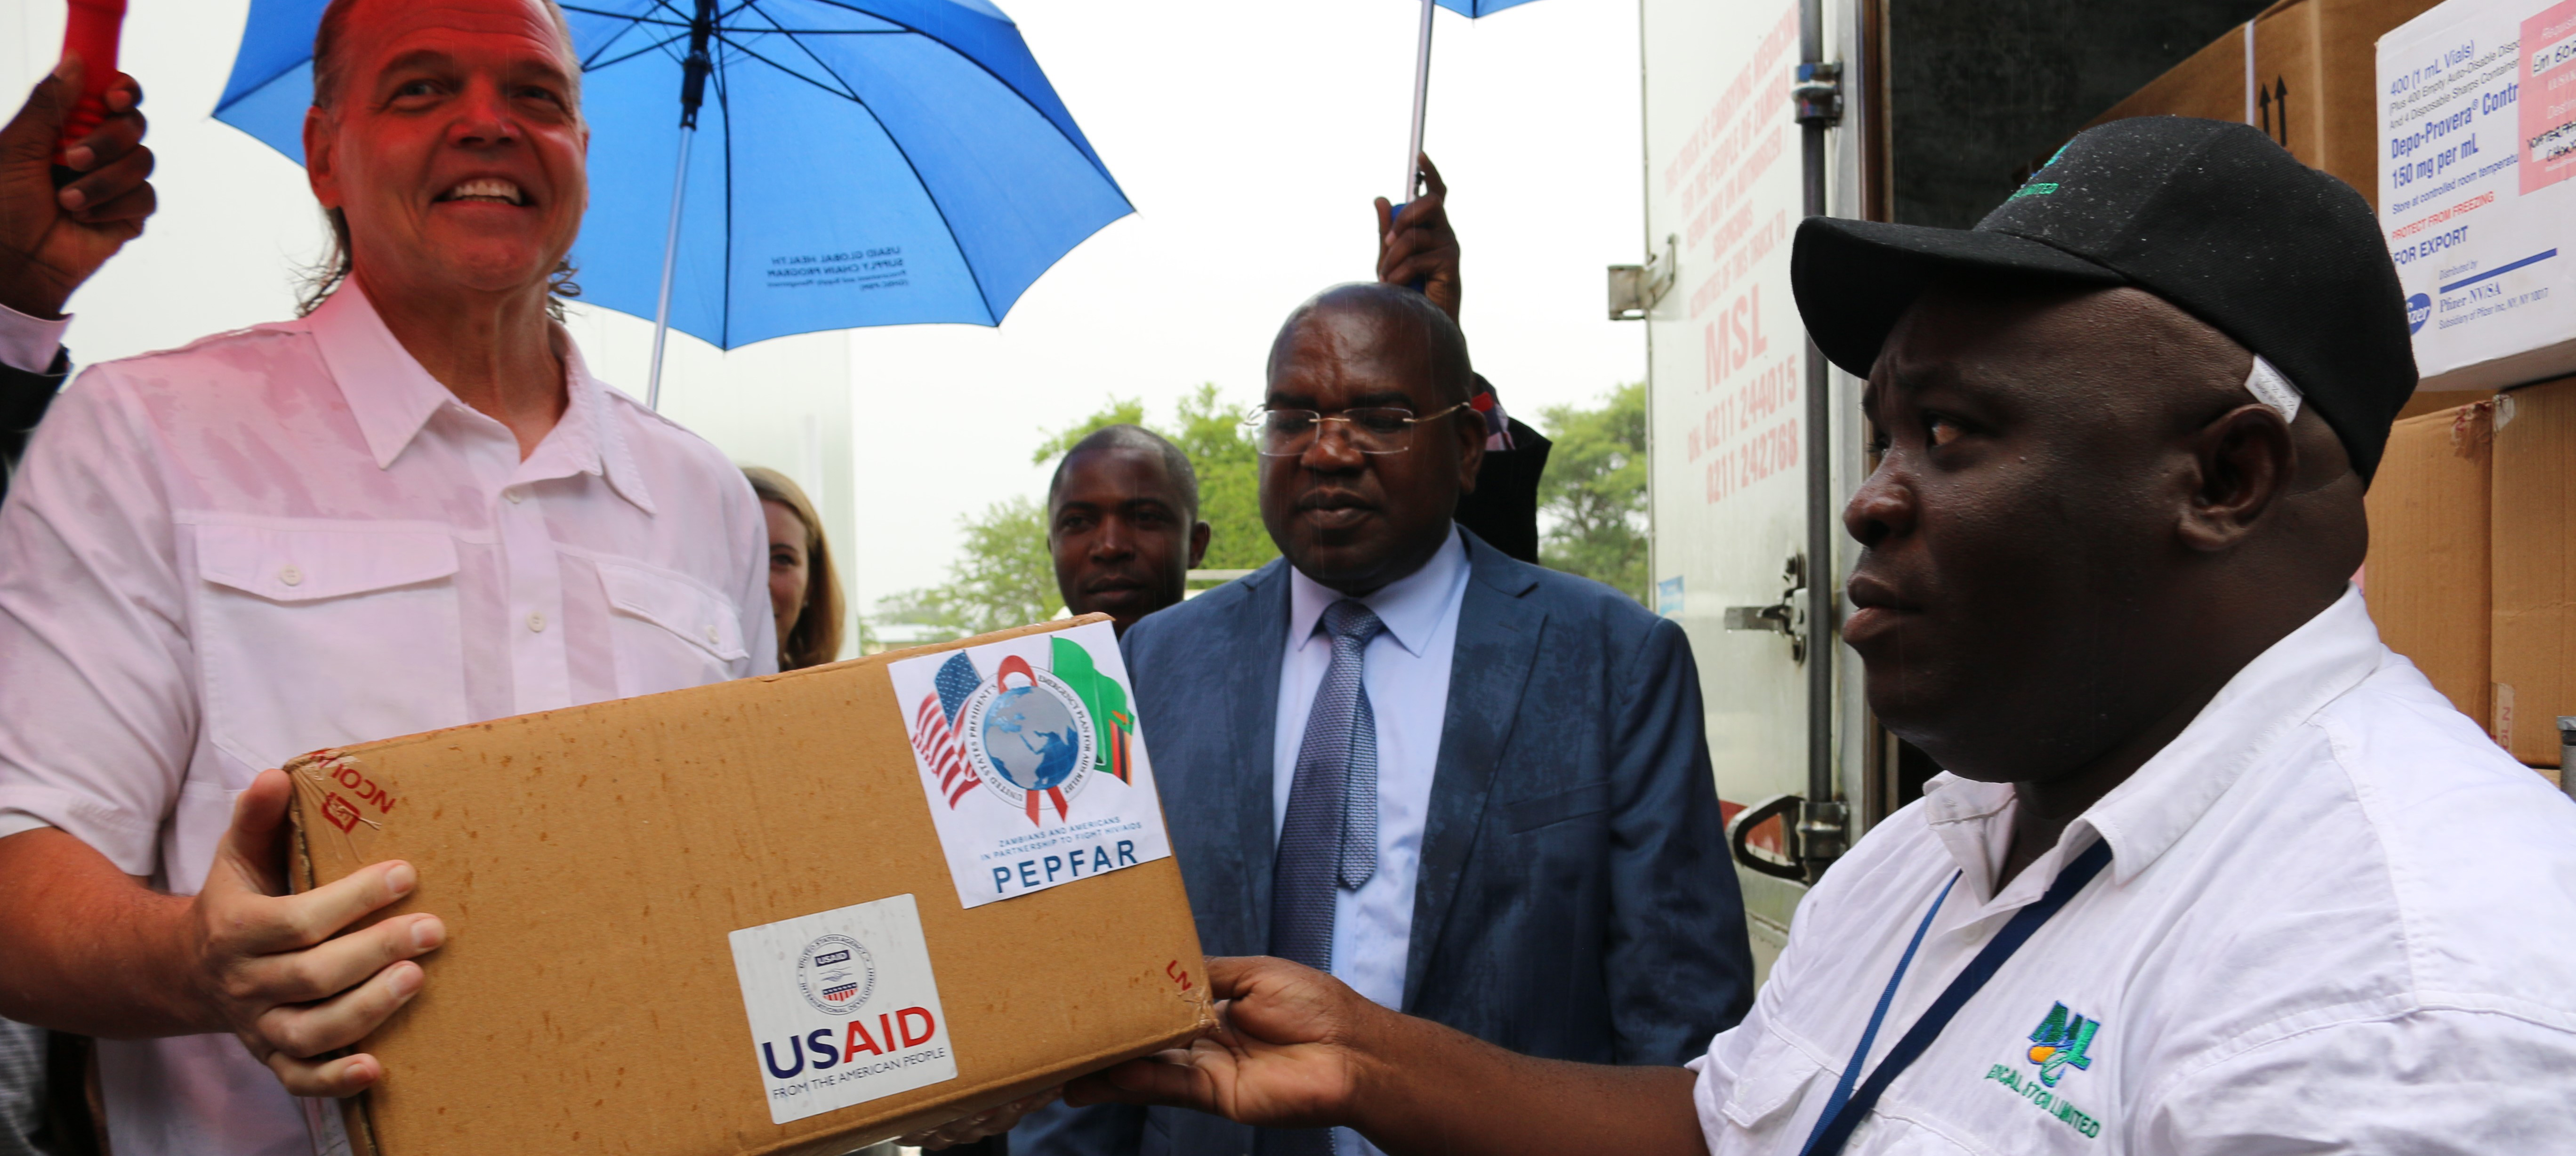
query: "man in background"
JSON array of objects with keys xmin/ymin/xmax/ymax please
[
  {"xmin": 1020, "ymin": 280, "xmax": 1750, "ymax": 1156},
  {"xmin": 1379, "ymin": 155, "xmax": 1549, "ymax": 563},
  {"xmin": 0, "ymin": 3, "xmax": 772, "ymax": 1154},
  {"xmin": 1049, "ymin": 425, "xmax": 1208, "ymax": 636}
]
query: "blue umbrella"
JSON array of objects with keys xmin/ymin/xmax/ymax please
[
  {"xmin": 215, "ymin": 0, "xmax": 1130, "ymax": 407},
  {"xmin": 1397, "ymin": 0, "xmax": 1546, "ymax": 200}
]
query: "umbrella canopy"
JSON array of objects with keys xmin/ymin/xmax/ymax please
[
  {"xmin": 214, "ymin": 0, "xmax": 1131, "ymax": 353},
  {"xmin": 1431, "ymin": 0, "xmax": 1542, "ymax": 14}
]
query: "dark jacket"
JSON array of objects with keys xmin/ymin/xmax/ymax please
[
  {"xmin": 0, "ymin": 349, "xmax": 68, "ymax": 507},
  {"xmin": 1021, "ymin": 529, "xmax": 1753, "ymax": 1156}
]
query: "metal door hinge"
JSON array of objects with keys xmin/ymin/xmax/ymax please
[
  {"xmin": 1723, "ymin": 554, "xmax": 1809, "ymax": 664},
  {"xmin": 1793, "ymin": 61, "xmax": 1843, "ymax": 128},
  {"xmin": 1608, "ymin": 234, "xmax": 1678, "ymax": 321},
  {"xmin": 1797, "ymin": 797, "xmax": 1849, "ymax": 870}
]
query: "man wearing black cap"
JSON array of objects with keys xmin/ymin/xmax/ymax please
[{"xmin": 1021, "ymin": 117, "xmax": 2576, "ymax": 1154}]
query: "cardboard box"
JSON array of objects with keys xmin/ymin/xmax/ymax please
[
  {"xmin": 285, "ymin": 616, "xmax": 1213, "ymax": 1156},
  {"xmin": 2380, "ymin": 0, "xmax": 2576, "ymax": 392},
  {"xmin": 2493, "ymin": 376, "xmax": 2576, "ymax": 764},
  {"xmin": 2089, "ymin": 0, "xmax": 2441, "ymax": 212},
  {"xmin": 2365, "ymin": 401, "xmax": 2497, "ymax": 730}
]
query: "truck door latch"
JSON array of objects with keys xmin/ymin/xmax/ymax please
[
  {"xmin": 1792, "ymin": 61, "xmax": 1843, "ymax": 128},
  {"xmin": 1723, "ymin": 554, "xmax": 1809, "ymax": 664}
]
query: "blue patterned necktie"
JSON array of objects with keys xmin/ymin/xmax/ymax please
[{"xmin": 1262, "ymin": 599, "xmax": 1385, "ymax": 1156}]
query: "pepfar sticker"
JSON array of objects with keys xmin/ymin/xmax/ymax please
[
  {"xmin": 889, "ymin": 620, "xmax": 1174, "ymax": 908},
  {"xmin": 726, "ymin": 894, "xmax": 956, "ymax": 1124}
]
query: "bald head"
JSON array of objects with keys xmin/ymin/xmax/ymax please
[
  {"xmin": 1268, "ymin": 283, "xmax": 1473, "ymax": 407},
  {"xmin": 1049, "ymin": 425, "xmax": 1198, "ymax": 517},
  {"xmin": 1843, "ymin": 281, "xmax": 2367, "ymax": 790}
]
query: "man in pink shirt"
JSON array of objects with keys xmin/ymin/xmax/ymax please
[{"xmin": 0, "ymin": 3, "xmax": 773, "ymax": 1154}]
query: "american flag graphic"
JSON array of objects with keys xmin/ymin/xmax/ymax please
[{"xmin": 914, "ymin": 652, "xmax": 983, "ymax": 807}]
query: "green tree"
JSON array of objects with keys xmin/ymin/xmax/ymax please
[
  {"xmin": 1030, "ymin": 397, "xmax": 1148, "ymax": 463},
  {"xmin": 874, "ymin": 496, "xmax": 1056, "ymax": 640},
  {"xmin": 1167, "ymin": 384, "xmax": 1275, "ymax": 571},
  {"xmin": 1536, "ymin": 382, "xmax": 1649, "ymax": 603}
]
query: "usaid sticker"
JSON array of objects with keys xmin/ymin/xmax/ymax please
[
  {"xmin": 726, "ymin": 894, "xmax": 955, "ymax": 1124},
  {"xmin": 890, "ymin": 619, "xmax": 1174, "ymax": 909}
]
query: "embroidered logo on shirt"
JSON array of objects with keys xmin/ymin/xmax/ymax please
[{"xmin": 2024, "ymin": 1002, "xmax": 2100, "ymax": 1086}]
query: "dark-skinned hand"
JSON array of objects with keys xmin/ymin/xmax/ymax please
[
  {"xmin": 890, "ymin": 957, "xmax": 1362, "ymax": 1147},
  {"xmin": 0, "ymin": 55, "xmax": 154, "ymax": 320},
  {"xmin": 1067, "ymin": 955, "xmax": 1372, "ymax": 1128},
  {"xmin": 1374, "ymin": 152, "xmax": 1459, "ymax": 323}
]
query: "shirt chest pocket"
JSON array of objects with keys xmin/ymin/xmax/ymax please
[
  {"xmin": 597, "ymin": 560, "xmax": 748, "ymax": 697},
  {"xmin": 1720, "ymin": 1026, "xmax": 1832, "ymax": 1135},
  {"xmin": 193, "ymin": 522, "xmax": 469, "ymax": 771}
]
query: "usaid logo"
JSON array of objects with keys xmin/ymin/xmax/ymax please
[
  {"xmin": 2407, "ymin": 292, "xmax": 2432, "ymax": 334},
  {"xmin": 796, "ymin": 934, "xmax": 876, "ymax": 1016}
]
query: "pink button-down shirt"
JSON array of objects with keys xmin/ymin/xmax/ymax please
[{"xmin": 0, "ymin": 285, "xmax": 775, "ymax": 1156}]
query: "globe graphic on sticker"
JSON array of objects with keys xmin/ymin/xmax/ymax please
[{"xmin": 982, "ymin": 684, "xmax": 1079, "ymax": 791}]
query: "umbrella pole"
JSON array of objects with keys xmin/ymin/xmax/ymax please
[
  {"xmin": 645, "ymin": 123, "xmax": 695, "ymax": 412},
  {"xmin": 1402, "ymin": 0, "xmax": 1433, "ymax": 198},
  {"xmin": 648, "ymin": 2, "xmax": 718, "ymax": 412}
]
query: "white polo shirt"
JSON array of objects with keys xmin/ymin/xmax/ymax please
[
  {"xmin": 1692, "ymin": 587, "xmax": 2576, "ymax": 1153},
  {"xmin": 0, "ymin": 285, "xmax": 775, "ymax": 1156}
]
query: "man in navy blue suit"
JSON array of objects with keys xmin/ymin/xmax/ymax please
[{"xmin": 1014, "ymin": 282, "xmax": 1752, "ymax": 1156}]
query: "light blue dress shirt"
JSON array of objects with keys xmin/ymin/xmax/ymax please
[{"xmin": 1271, "ymin": 528, "xmax": 1470, "ymax": 1156}]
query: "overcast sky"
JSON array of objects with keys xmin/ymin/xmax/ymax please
[{"xmin": 2, "ymin": 0, "xmax": 1648, "ymax": 608}]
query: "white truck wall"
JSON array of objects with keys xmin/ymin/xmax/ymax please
[
  {"xmin": 1639, "ymin": 0, "xmax": 1876, "ymax": 811},
  {"xmin": 1638, "ymin": 0, "xmax": 1876, "ymax": 979}
]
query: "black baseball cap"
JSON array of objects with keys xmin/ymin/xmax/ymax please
[{"xmin": 1793, "ymin": 115, "xmax": 2417, "ymax": 481}]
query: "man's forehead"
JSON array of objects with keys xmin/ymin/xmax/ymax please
[
  {"xmin": 1870, "ymin": 282, "xmax": 2254, "ymax": 436},
  {"xmin": 1056, "ymin": 446, "xmax": 1182, "ymax": 501},
  {"xmin": 1878, "ymin": 285, "xmax": 2133, "ymax": 390},
  {"xmin": 1272, "ymin": 308, "xmax": 1433, "ymax": 398},
  {"xmin": 341, "ymin": 0, "xmax": 576, "ymax": 74}
]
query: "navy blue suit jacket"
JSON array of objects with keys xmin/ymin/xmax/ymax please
[{"xmin": 1022, "ymin": 530, "xmax": 1754, "ymax": 1156}]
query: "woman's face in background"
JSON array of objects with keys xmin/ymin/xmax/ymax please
[{"xmin": 762, "ymin": 499, "xmax": 810, "ymax": 650}]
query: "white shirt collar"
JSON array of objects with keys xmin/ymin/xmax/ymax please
[
  {"xmin": 1286, "ymin": 526, "xmax": 1468, "ymax": 658},
  {"xmin": 1921, "ymin": 585, "xmax": 2385, "ymax": 905},
  {"xmin": 301, "ymin": 282, "xmax": 654, "ymax": 514}
]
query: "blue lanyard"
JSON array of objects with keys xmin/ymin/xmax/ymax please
[{"xmin": 1798, "ymin": 839, "xmax": 2115, "ymax": 1156}]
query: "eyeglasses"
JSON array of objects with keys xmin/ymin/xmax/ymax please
[{"xmin": 1241, "ymin": 400, "xmax": 1472, "ymax": 457}]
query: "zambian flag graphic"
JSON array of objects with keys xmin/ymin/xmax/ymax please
[{"xmin": 1051, "ymin": 636, "xmax": 1136, "ymax": 784}]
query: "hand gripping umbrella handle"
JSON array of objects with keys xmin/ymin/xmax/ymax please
[{"xmin": 56, "ymin": 0, "xmax": 129, "ymax": 165}]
